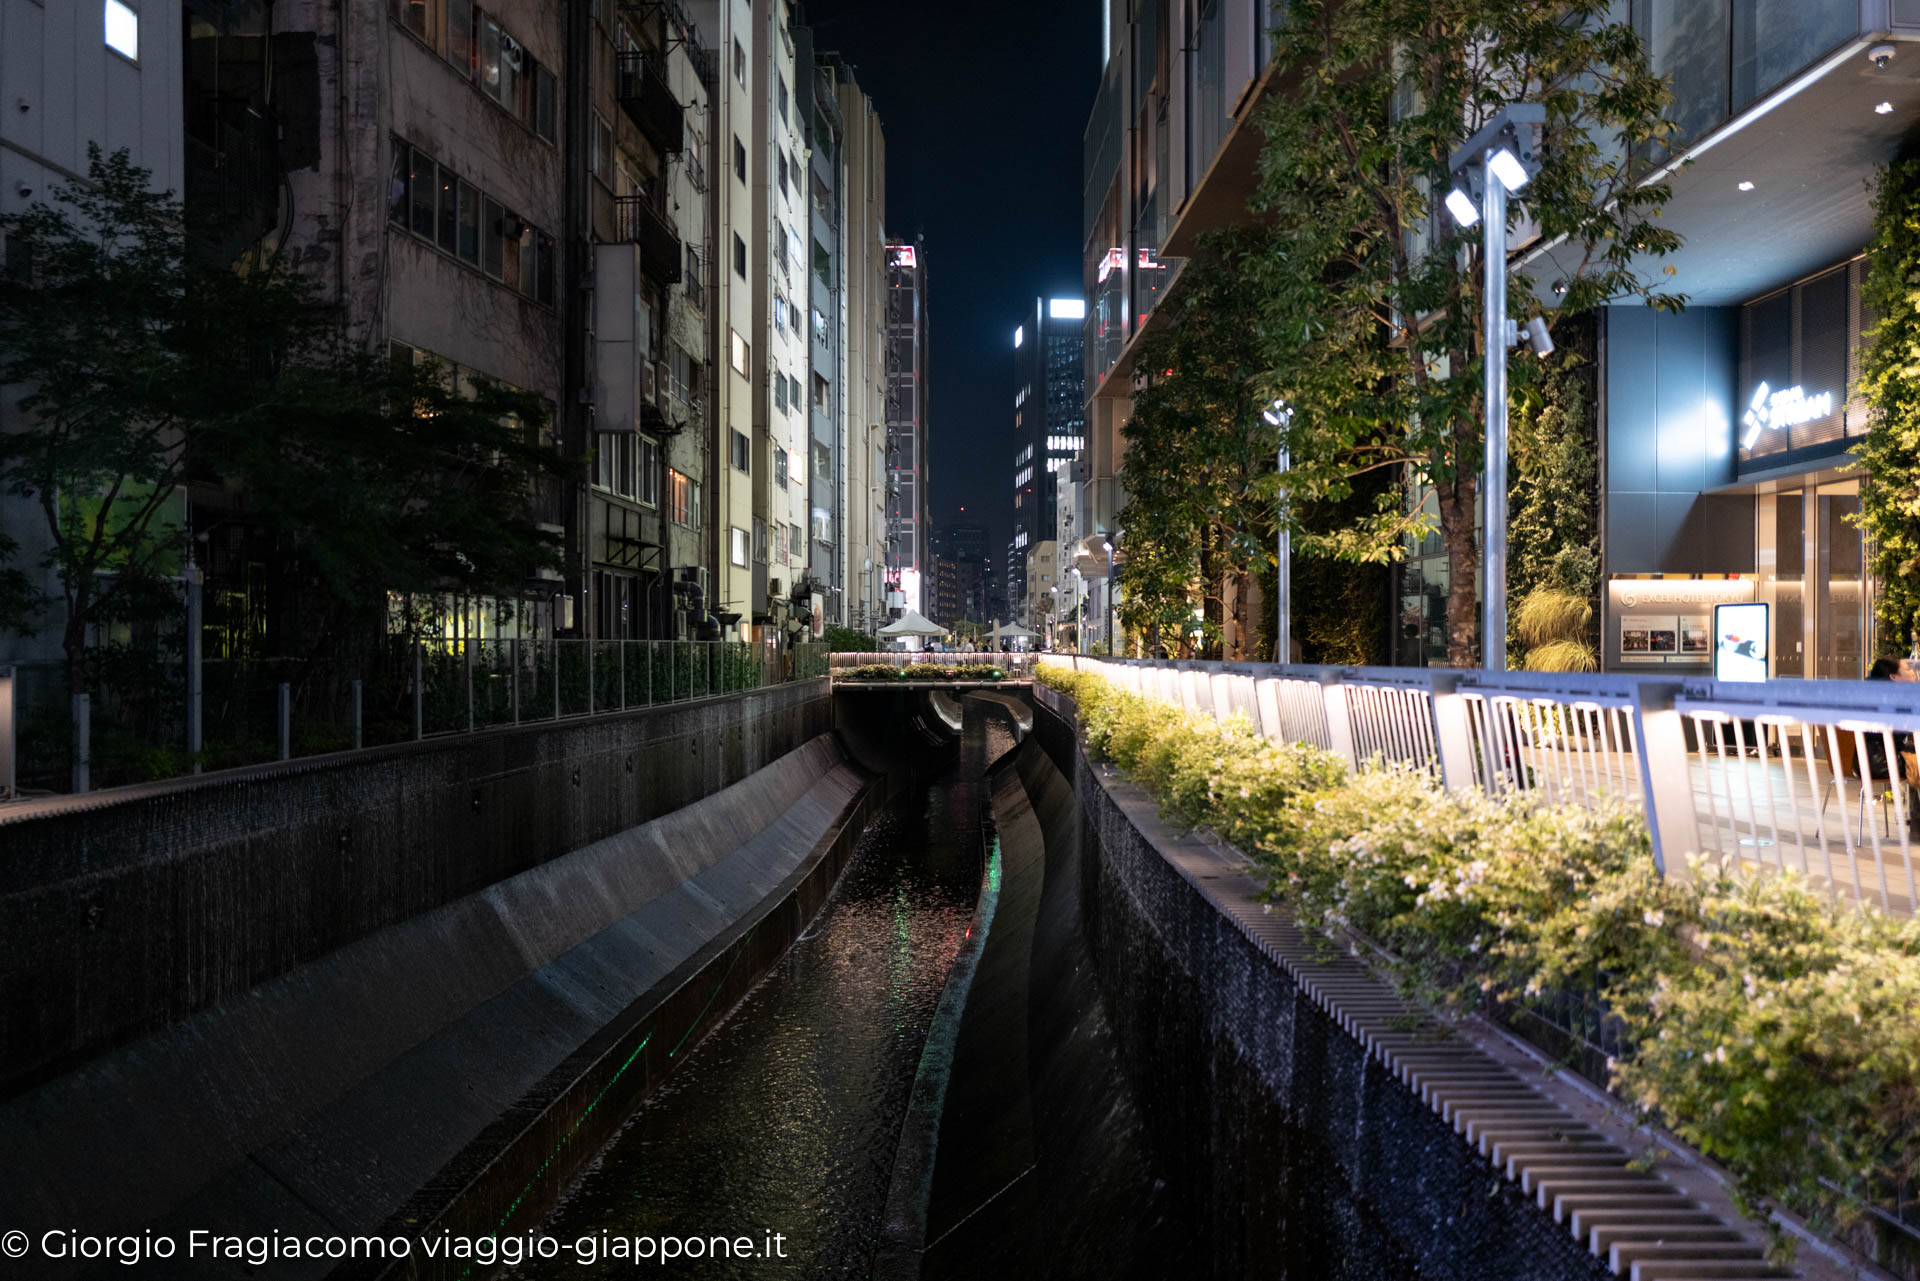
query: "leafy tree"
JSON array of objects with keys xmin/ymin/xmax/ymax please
[
  {"xmin": 1508, "ymin": 316, "xmax": 1600, "ymax": 670},
  {"xmin": 1253, "ymin": 0, "xmax": 1683, "ymax": 666},
  {"xmin": 0, "ymin": 147, "xmax": 568, "ymax": 698},
  {"xmin": 825, "ymin": 623, "xmax": 879, "ymax": 652},
  {"xmin": 1855, "ymin": 157, "xmax": 1920, "ymax": 656},
  {"xmin": 1117, "ymin": 230, "xmax": 1281, "ymax": 659}
]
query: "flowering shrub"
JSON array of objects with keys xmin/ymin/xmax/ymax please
[
  {"xmin": 838, "ymin": 663, "xmax": 1005, "ymax": 682},
  {"xmin": 1035, "ymin": 662, "xmax": 1920, "ymax": 1256}
]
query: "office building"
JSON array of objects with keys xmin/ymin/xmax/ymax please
[
  {"xmin": 884, "ymin": 238, "xmax": 930, "ymax": 615},
  {"xmin": 1008, "ymin": 296, "xmax": 1086, "ymax": 613}
]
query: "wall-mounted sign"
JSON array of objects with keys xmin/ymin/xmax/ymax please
[
  {"xmin": 1713, "ymin": 602, "xmax": 1770, "ymax": 683},
  {"xmin": 1741, "ymin": 381, "xmax": 1834, "ymax": 449}
]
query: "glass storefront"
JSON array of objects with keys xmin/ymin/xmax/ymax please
[{"xmin": 1755, "ymin": 478, "xmax": 1868, "ymax": 680}]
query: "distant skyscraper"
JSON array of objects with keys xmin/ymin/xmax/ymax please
[
  {"xmin": 885, "ymin": 240, "xmax": 930, "ymax": 614},
  {"xmin": 1008, "ymin": 297, "xmax": 1086, "ymax": 611}
]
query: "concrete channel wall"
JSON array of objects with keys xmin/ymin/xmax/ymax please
[
  {"xmin": 0, "ymin": 718, "xmax": 879, "ymax": 1281},
  {"xmin": 0, "ymin": 678, "xmax": 830, "ymax": 1094},
  {"xmin": 1021, "ymin": 687, "xmax": 1776, "ymax": 1281}
]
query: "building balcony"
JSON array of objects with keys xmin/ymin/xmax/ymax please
[
  {"xmin": 615, "ymin": 51, "xmax": 685, "ymax": 158},
  {"xmin": 613, "ymin": 192, "xmax": 684, "ymax": 286}
]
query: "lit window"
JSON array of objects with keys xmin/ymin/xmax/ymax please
[
  {"xmin": 730, "ymin": 330, "xmax": 750, "ymax": 377},
  {"xmin": 104, "ymin": 0, "xmax": 139, "ymax": 60},
  {"xmin": 731, "ymin": 527, "xmax": 749, "ymax": 567}
]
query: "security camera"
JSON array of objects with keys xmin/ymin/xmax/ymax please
[
  {"xmin": 13, "ymin": 182, "xmax": 30, "ymax": 199},
  {"xmin": 1524, "ymin": 316, "xmax": 1554, "ymax": 357},
  {"xmin": 1870, "ymin": 43, "xmax": 1897, "ymax": 70}
]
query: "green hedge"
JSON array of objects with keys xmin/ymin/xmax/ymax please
[
  {"xmin": 1037, "ymin": 663, "xmax": 1920, "ymax": 1261},
  {"xmin": 839, "ymin": 663, "xmax": 1005, "ymax": 682}
]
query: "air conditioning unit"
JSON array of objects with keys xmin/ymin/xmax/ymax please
[
  {"xmin": 676, "ymin": 565, "xmax": 708, "ymax": 603},
  {"xmin": 641, "ymin": 362, "xmax": 658, "ymax": 407}
]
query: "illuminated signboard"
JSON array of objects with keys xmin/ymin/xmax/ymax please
[
  {"xmin": 1740, "ymin": 381, "xmax": 1833, "ymax": 449},
  {"xmin": 889, "ymin": 245, "xmax": 917, "ymax": 269},
  {"xmin": 1014, "ymin": 325, "xmax": 1024, "ymax": 349},
  {"xmin": 1049, "ymin": 297, "xmax": 1087, "ymax": 320},
  {"xmin": 1096, "ymin": 248, "xmax": 1124, "ymax": 283},
  {"xmin": 1713, "ymin": 603, "xmax": 1769, "ymax": 682}
]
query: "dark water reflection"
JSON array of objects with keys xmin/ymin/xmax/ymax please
[{"xmin": 513, "ymin": 723, "xmax": 1007, "ymax": 1280}]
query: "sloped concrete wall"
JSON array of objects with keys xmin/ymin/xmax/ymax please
[
  {"xmin": 0, "ymin": 733, "xmax": 874, "ymax": 1280},
  {"xmin": 0, "ymin": 679, "xmax": 830, "ymax": 1093}
]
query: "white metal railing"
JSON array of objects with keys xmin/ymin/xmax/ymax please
[{"xmin": 1045, "ymin": 655, "xmax": 1920, "ymax": 918}]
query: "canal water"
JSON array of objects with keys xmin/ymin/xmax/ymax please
[{"xmin": 510, "ymin": 721, "xmax": 1006, "ymax": 1280}]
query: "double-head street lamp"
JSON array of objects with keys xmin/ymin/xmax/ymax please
[
  {"xmin": 1100, "ymin": 540, "xmax": 1114, "ymax": 653},
  {"xmin": 1444, "ymin": 104, "xmax": 1549, "ymax": 672}
]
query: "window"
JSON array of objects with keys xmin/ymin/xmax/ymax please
[
  {"xmin": 389, "ymin": 146, "xmax": 410, "ymax": 224},
  {"xmin": 593, "ymin": 112, "xmax": 614, "ymax": 187},
  {"xmin": 774, "ymin": 446, "xmax": 788, "ymax": 489},
  {"xmin": 813, "ymin": 373, "xmax": 830, "ymax": 414},
  {"xmin": 788, "ymin": 373, "xmax": 801, "ymax": 408},
  {"xmin": 457, "ymin": 182, "xmax": 479, "ymax": 262},
  {"xmin": 774, "ymin": 294, "xmax": 787, "ymax": 334},
  {"xmin": 668, "ymin": 469, "xmax": 695, "ymax": 524},
  {"xmin": 731, "ymin": 526, "xmax": 750, "ymax": 567},
  {"xmin": 668, "ymin": 345, "xmax": 694, "ymax": 403},
  {"xmin": 596, "ymin": 432, "xmax": 634, "ymax": 496},
  {"xmin": 104, "ymin": 0, "xmax": 139, "ymax": 60},
  {"xmin": 731, "ymin": 429, "xmax": 751, "ymax": 471},
  {"xmin": 534, "ymin": 66, "xmax": 557, "ymax": 142},
  {"xmin": 791, "ymin": 524, "xmax": 803, "ymax": 558},
  {"xmin": 774, "ymin": 369, "xmax": 788, "ymax": 413},
  {"xmin": 482, "ymin": 196, "xmax": 505, "ymax": 277},
  {"xmin": 775, "ymin": 226, "xmax": 789, "ymax": 274},
  {"xmin": 777, "ymin": 150, "xmax": 788, "ymax": 196},
  {"xmin": 734, "ymin": 136, "xmax": 746, "ymax": 184},
  {"xmin": 813, "ymin": 236, "xmax": 831, "ymax": 285},
  {"xmin": 730, "ymin": 330, "xmax": 750, "ymax": 377},
  {"xmin": 733, "ymin": 38, "xmax": 746, "ymax": 85},
  {"xmin": 410, "ymin": 152, "xmax": 437, "ymax": 237},
  {"xmin": 753, "ymin": 518, "xmax": 768, "ymax": 563},
  {"xmin": 812, "ymin": 307, "xmax": 827, "ymax": 342},
  {"xmin": 636, "ymin": 435, "xmax": 660, "ymax": 506},
  {"xmin": 447, "ymin": 0, "xmax": 473, "ymax": 74},
  {"xmin": 733, "ymin": 232, "xmax": 746, "ymax": 279},
  {"xmin": 436, "ymin": 171, "xmax": 459, "ymax": 252},
  {"xmin": 778, "ymin": 74, "xmax": 789, "ymax": 123}
]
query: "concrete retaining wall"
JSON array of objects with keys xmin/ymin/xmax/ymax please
[
  {"xmin": 0, "ymin": 679, "xmax": 831, "ymax": 1093},
  {"xmin": 1028, "ymin": 688, "xmax": 1615, "ymax": 1281},
  {"xmin": 0, "ymin": 731, "xmax": 874, "ymax": 1280}
]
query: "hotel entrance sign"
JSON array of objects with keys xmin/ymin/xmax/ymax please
[{"xmin": 1741, "ymin": 381, "xmax": 1834, "ymax": 448}]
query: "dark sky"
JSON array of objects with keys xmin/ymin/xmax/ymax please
[{"xmin": 803, "ymin": 0, "xmax": 1100, "ymax": 564}]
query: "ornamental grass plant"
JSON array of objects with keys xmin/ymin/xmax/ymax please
[{"xmin": 1036, "ymin": 663, "xmax": 1920, "ymax": 1259}]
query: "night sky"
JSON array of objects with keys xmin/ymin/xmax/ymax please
[{"xmin": 803, "ymin": 0, "xmax": 1100, "ymax": 564}]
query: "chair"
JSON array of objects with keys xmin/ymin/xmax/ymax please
[{"xmin": 1819, "ymin": 727, "xmax": 1899, "ymax": 838}]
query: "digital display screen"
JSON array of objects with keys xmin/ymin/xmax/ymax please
[{"xmin": 1713, "ymin": 603, "xmax": 1769, "ymax": 683}]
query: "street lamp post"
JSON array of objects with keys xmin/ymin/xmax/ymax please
[
  {"xmin": 1263, "ymin": 401, "xmax": 1293, "ymax": 663},
  {"xmin": 1443, "ymin": 104, "xmax": 1547, "ymax": 673}
]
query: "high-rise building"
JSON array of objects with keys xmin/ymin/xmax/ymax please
[
  {"xmin": 884, "ymin": 239, "xmax": 930, "ymax": 616},
  {"xmin": 829, "ymin": 58, "xmax": 890, "ymax": 634},
  {"xmin": 1008, "ymin": 297, "xmax": 1086, "ymax": 613}
]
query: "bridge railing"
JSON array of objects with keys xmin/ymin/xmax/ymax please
[
  {"xmin": 827, "ymin": 651, "xmax": 1039, "ymax": 680},
  {"xmin": 1044, "ymin": 655, "xmax": 1920, "ymax": 918}
]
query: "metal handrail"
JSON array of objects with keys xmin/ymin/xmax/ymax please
[{"xmin": 1048, "ymin": 654, "xmax": 1920, "ymax": 919}]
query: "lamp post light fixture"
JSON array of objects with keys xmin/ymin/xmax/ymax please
[
  {"xmin": 1443, "ymin": 104, "xmax": 1546, "ymax": 672},
  {"xmin": 1100, "ymin": 541, "xmax": 1114, "ymax": 654},
  {"xmin": 1263, "ymin": 398, "xmax": 1294, "ymax": 663}
]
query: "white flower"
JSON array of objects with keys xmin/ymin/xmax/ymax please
[{"xmin": 1643, "ymin": 909, "xmax": 1666, "ymax": 928}]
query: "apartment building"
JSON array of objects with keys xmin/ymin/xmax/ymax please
[{"xmin": 798, "ymin": 30, "xmax": 842, "ymax": 633}]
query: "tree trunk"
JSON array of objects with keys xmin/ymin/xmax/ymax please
[{"xmin": 1437, "ymin": 474, "xmax": 1479, "ymax": 668}]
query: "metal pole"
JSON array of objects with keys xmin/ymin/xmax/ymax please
[
  {"xmin": 72, "ymin": 692, "xmax": 89, "ymax": 793},
  {"xmin": 510, "ymin": 637, "xmax": 520, "ymax": 725},
  {"xmin": 464, "ymin": 641, "xmax": 474, "ymax": 732},
  {"xmin": 277, "ymin": 682, "xmax": 291, "ymax": 761},
  {"xmin": 619, "ymin": 639, "xmax": 627, "ymax": 710},
  {"xmin": 186, "ymin": 556, "xmax": 203, "ymax": 771},
  {"xmin": 1482, "ymin": 158, "xmax": 1510, "ymax": 673},
  {"xmin": 553, "ymin": 639, "xmax": 561, "ymax": 719},
  {"xmin": 1276, "ymin": 441, "xmax": 1291, "ymax": 664},
  {"xmin": 0, "ymin": 665, "xmax": 14, "ymax": 801},
  {"xmin": 413, "ymin": 640, "xmax": 424, "ymax": 740},
  {"xmin": 587, "ymin": 637, "xmax": 595, "ymax": 716},
  {"xmin": 352, "ymin": 679, "xmax": 363, "ymax": 750}
]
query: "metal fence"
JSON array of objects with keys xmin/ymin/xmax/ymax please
[
  {"xmin": 1046, "ymin": 655, "xmax": 1920, "ymax": 920},
  {"xmin": 1, "ymin": 640, "xmax": 828, "ymax": 799}
]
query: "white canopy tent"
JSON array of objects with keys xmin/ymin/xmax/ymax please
[{"xmin": 879, "ymin": 610, "xmax": 947, "ymax": 639}]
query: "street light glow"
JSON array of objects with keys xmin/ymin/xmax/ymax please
[
  {"xmin": 1445, "ymin": 188, "xmax": 1480, "ymax": 227},
  {"xmin": 1487, "ymin": 147, "xmax": 1531, "ymax": 192},
  {"xmin": 1261, "ymin": 398, "xmax": 1290, "ymax": 426}
]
